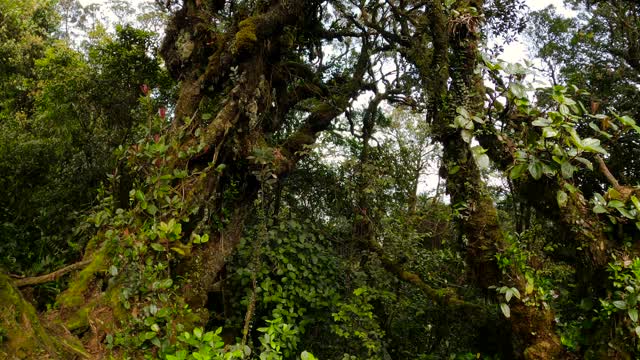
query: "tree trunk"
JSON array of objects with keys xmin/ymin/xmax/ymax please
[
  {"xmin": 416, "ymin": 1, "xmax": 563, "ymax": 357},
  {"xmin": 0, "ymin": 0, "xmax": 373, "ymax": 356},
  {"xmin": 0, "ymin": 274, "xmax": 88, "ymax": 359}
]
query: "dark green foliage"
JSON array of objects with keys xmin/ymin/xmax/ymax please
[
  {"xmin": 0, "ymin": 0, "xmax": 59, "ymax": 120},
  {"xmin": 5, "ymin": 0, "xmax": 640, "ymax": 359},
  {"xmin": 227, "ymin": 219, "xmax": 343, "ymax": 355},
  {"xmin": 0, "ymin": 3, "xmax": 174, "ymax": 291}
]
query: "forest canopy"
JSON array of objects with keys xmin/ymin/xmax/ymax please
[{"xmin": 2, "ymin": 0, "xmax": 640, "ymax": 359}]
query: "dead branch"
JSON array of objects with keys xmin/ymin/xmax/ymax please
[{"xmin": 14, "ymin": 260, "xmax": 92, "ymax": 288}]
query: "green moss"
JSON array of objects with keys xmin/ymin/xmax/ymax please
[
  {"xmin": 65, "ymin": 306, "xmax": 91, "ymax": 332},
  {"xmin": 233, "ymin": 18, "xmax": 258, "ymax": 54},
  {"xmin": 105, "ymin": 285, "xmax": 127, "ymax": 324},
  {"xmin": 56, "ymin": 241, "xmax": 111, "ymax": 309},
  {"xmin": 83, "ymin": 234, "xmax": 101, "ymax": 256},
  {"xmin": 0, "ymin": 274, "xmax": 81, "ymax": 358}
]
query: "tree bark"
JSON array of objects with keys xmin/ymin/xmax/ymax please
[
  {"xmin": 418, "ymin": 1, "xmax": 563, "ymax": 357},
  {"xmin": 6, "ymin": 0, "xmax": 373, "ymax": 356},
  {"xmin": 14, "ymin": 260, "xmax": 91, "ymax": 288}
]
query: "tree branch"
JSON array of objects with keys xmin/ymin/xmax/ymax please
[
  {"xmin": 596, "ymin": 155, "xmax": 623, "ymax": 191},
  {"xmin": 362, "ymin": 237, "xmax": 478, "ymax": 310},
  {"xmin": 14, "ymin": 260, "xmax": 92, "ymax": 288}
]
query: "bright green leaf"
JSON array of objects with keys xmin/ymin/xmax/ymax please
[
  {"xmin": 616, "ymin": 207, "xmax": 635, "ymax": 219},
  {"xmin": 532, "ymin": 118, "xmax": 551, "ymax": 127},
  {"xmin": 575, "ymin": 157, "xmax": 593, "ymax": 171},
  {"xmin": 475, "ymin": 154, "xmax": 490, "ymax": 170},
  {"xmin": 146, "ymin": 204, "xmax": 158, "ymax": 215},
  {"xmin": 581, "ymin": 138, "xmax": 608, "ymax": 154},
  {"xmin": 542, "ymin": 127, "xmax": 558, "ymax": 138},
  {"xmin": 461, "ymin": 129, "xmax": 473, "ymax": 143},
  {"xmin": 593, "ymin": 205, "xmax": 608, "ymax": 214},
  {"xmin": 608, "ymin": 200, "xmax": 625, "ymax": 208},
  {"xmin": 151, "ymin": 243, "xmax": 165, "ymax": 252},
  {"xmin": 557, "ymin": 190, "xmax": 568, "ymax": 208},
  {"xmin": 500, "ymin": 303, "xmax": 511, "ymax": 318},
  {"xmin": 301, "ymin": 351, "xmax": 316, "ymax": 360},
  {"xmin": 561, "ymin": 161, "xmax": 575, "ymax": 179},
  {"xmin": 528, "ymin": 161, "xmax": 543, "ymax": 180},
  {"xmin": 171, "ymin": 247, "xmax": 185, "ymax": 255},
  {"xmin": 613, "ymin": 300, "xmax": 627, "ymax": 310}
]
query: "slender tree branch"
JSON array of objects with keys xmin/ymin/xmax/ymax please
[
  {"xmin": 596, "ymin": 155, "xmax": 623, "ymax": 191},
  {"xmin": 14, "ymin": 260, "xmax": 92, "ymax": 288},
  {"xmin": 362, "ymin": 236, "xmax": 478, "ymax": 310}
]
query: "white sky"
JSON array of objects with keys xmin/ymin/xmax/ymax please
[
  {"xmin": 79, "ymin": 0, "xmax": 573, "ymax": 64},
  {"xmin": 500, "ymin": 0, "xmax": 576, "ymax": 63},
  {"xmin": 79, "ymin": 0, "xmax": 149, "ymax": 6}
]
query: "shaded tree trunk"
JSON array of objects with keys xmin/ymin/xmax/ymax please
[
  {"xmin": 418, "ymin": 1, "xmax": 563, "ymax": 357},
  {"xmin": 1, "ymin": 0, "xmax": 373, "ymax": 356}
]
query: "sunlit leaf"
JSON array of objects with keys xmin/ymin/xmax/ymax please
[
  {"xmin": 561, "ymin": 161, "xmax": 575, "ymax": 179},
  {"xmin": 500, "ymin": 303, "xmax": 511, "ymax": 318},
  {"xmin": 557, "ymin": 190, "xmax": 568, "ymax": 208},
  {"xmin": 581, "ymin": 138, "xmax": 608, "ymax": 154},
  {"xmin": 593, "ymin": 205, "xmax": 608, "ymax": 214},
  {"xmin": 151, "ymin": 243, "xmax": 165, "ymax": 252},
  {"xmin": 461, "ymin": 129, "xmax": 473, "ymax": 143},
  {"xmin": 613, "ymin": 300, "xmax": 627, "ymax": 310},
  {"xmin": 532, "ymin": 118, "xmax": 551, "ymax": 127}
]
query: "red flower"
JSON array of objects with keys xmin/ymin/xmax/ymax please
[
  {"xmin": 159, "ymin": 107, "xmax": 166, "ymax": 119},
  {"xmin": 140, "ymin": 84, "xmax": 149, "ymax": 95}
]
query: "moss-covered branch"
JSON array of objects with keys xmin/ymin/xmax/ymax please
[
  {"xmin": 363, "ymin": 237, "xmax": 478, "ymax": 310},
  {"xmin": 14, "ymin": 260, "xmax": 92, "ymax": 288}
]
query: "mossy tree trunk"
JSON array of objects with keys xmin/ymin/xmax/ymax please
[
  {"xmin": 476, "ymin": 110, "xmax": 621, "ymax": 357},
  {"xmin": 2, "ymin": 0, "xmax": 375, "ymax": 356},
  {"xmin": 0, "ymin": 274, "xmax": 88, "ymax": 359},
  {"xmin": 415, "ymin": 1, "xmax": 563, "ymax": 357}
]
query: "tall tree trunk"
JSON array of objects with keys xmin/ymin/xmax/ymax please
[
  {"xmin": 417, "ymin": 1, "xmax": 563, "ymax": 357},
  {"xmin": 2, "ymin": 0, "xmax": 372, "ymax": 356}
]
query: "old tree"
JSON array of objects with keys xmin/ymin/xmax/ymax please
[{"xmin": 3, "ymin": 0, "xmax": 640, "ymax": 358}]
